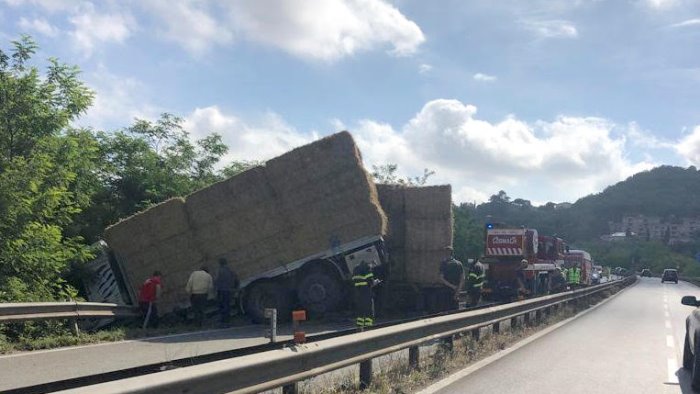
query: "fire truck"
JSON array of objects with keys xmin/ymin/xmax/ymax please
[{"xmin": 481, "ymin": 225, "xmax": 562, "ymax": 301}]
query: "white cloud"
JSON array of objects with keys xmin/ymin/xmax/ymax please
[
  {"xmin": 143, "ymin": 0, "xmax": 233, "ymax": 54},
  {"xmin": 226, "ymin": 0, "xmax": 425, "ymax": 61},
  {"xmin": 473, "ymin": 72, "xmax": 497, "ymax": 82},
  {"xmin": 69, "ymin": 3, "xmax": 134, "ymax": 56},
  {"xmin": 419, "ymin": 63, "xmax": 433, "ymax": 74},
  {"xmin": 523, "ymin": 20, "xmax": 578, "ymax": 39},
  {"xmin": 670, "ymin": 19, "xmax": 700, "ymax": 28},
  {"xmin": 17, "ymin": 17, "xmax": 58, "ymax": 37},
  {"xmin": 646, "ymin": 0, "xmax": 680, "ymax": 9},
  {"xmin": 676, "ymin": 126, "xmax": 700, "ymax": 166},
  {"xmin": 184, "ymin": 106, "xmax": 318, "ymax": 162},
  {"xmin": 3, "ymin": 0, "xmax": 76, "ymax": 13},
  {"xmin": 626, "ymin": 122, "xmax": 675, "ymax": 149},
  {"xmin": 77, "ymin": 65, "xmax": 160, "ymax": 130},
  {"xmin": 345, "ymin": 99, "xmax": 656, "ymax": 203}
]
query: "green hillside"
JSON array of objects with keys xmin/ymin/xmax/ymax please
[{"xmin": 453, "ymin": 166, "xmax": 700, "ymax": 275}]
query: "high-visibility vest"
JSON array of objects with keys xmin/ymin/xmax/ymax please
[
  {"xmin": 469, "ymin": 265, "xmax": 485, "ymax": 289},
  {"xmin": 352, "ymin": 272, "xmax": 374, "ymax": 287},
  {"xmin": 574, "ymin": 268, "xmax": 581, "ymax": 284},
  {"xmin": 567, "ymin": 268, "xmax": 576, "ymax": 284}
]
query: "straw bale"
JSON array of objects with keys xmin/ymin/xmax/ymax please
[
  {"xmin": 404, "ymin": 185, "xmax": 452, "ymax": 220},
  {"xmin": 104, "ymin": 198, "xmax": 189, "ymax": 254},
  {"xmin": 404, "ymin": 218, "xmax": 454, "ymax": 252},
  {"xmin": 376, "ymin": 184, "xmax": 406, "ymax": 248},
  {"xmin": 404, "ymin": 250, "xmax": 450, "ymax": 285},
  {"xmin": 186, "ymin": 166, "xmax": 273, "ymax": 227}
]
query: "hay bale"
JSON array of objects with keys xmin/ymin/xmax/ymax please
[
  {"xmin": 104, "ymin": 198, "xmax": 189, "ymax": 255},
  {"xmin": 404, "ymin": 218, "xmax": 453, "ymax": 252},
  {"xmin": 404, "ymin": 185, "xmax": 452, "ymax": 220},
  {"xmin": 375, "ymin": 184, "xmax": 454, "ymax": 286},
  {"xmin": 186, "ymin": 166, "xmax": 274, "ymax": 227},
  {"xmin": 404, "ymin": 250, "xmax": 450, "ymax": 285}
]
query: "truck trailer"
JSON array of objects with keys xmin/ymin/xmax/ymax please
[{"xmin": 92, "ymin": 131, "xmax": 389, "ymax": 322}]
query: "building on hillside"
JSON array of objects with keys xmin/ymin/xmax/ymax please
[{"xmin": 607, "ymin": 215, "xmax": 700, "ymax": 244}]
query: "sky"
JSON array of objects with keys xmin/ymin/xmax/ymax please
[{"xmin": 2, "ymin": 0, "xmax": 700, "ymax": 205}]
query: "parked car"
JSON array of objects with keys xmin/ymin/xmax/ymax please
[
  {"xmin": 662, "ymin": 269, "xmax": 678, "ymax": 284},
  {"xmin": 681, "ymin": 295, "xmax": 700, "ymax": 388},
  {"xmin": 641, "ymin": 269, "xmax": 652, "ymax": 277},
  {"xmin": 591, "ymin": 271, "xmax": 601, "ymax": 285}
]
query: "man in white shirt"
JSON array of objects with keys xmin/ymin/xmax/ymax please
[{"xmin": 186, "ymin": 266, "xmax": 213, "ymax": 326}]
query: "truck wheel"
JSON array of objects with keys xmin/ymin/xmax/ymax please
[
  {"xmin": 244, "ymin": 281, "xmax": 293, "ymax": 324},
  {"xmin": 297, "ymin": 271, "xmax": 342, "ymax": 316},
  {"xmin": 684, "ymin": 331, "xmax": 693, "ymax": 370}
]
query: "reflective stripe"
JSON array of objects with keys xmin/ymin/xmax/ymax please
[
  {"xmin": 364, "ymin": 317, "xmax": 374, "ymax": 326},
  {"xmin": 354, "ymin": 282, "xmax": 368, "ymax": 287},
  {"xmin": 356, "ymin": 317, "xmax": 365, "ymax": 327},
  {"xmin": 352, "ymin": 273, "xmax": 374, "ymax": 280}
]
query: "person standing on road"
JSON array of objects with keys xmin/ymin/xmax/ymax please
[
  {"xmin": 215, "ymin": 258, "xmax": 239, "ymax": 326},
  {"xmin": 352, "ymin": 260, "xmax": 378, "ymax": 330},
  {"xmin": 467, "ymin": 259, "xmax": 485, "ymax": 307},
  {"xmin": 438, "ymin": 246, "xmax": 465, "ymax": 311},
  {"xmin": 138, "ymin": 271, "xmax": 162, "ymax": 329},
  {"xmin": 186, "ymin": 266, "xmax": 213, "ymax": 327}
]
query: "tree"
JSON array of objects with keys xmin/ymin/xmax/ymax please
[
  {"xmin": 0, "ymin": 36, "xmax": 97, "ymax": 303},
  {"xmin": 371, "ymin": 163, "xmax": 435, "ymax": 185},
  {"xmin": 77, "ymin": 114, "xmax": 234, "ymax": 242}
]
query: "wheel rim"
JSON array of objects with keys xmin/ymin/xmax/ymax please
[{"xmin": 306, "ymin": 283, "xmax": 327, "ymax": 303}]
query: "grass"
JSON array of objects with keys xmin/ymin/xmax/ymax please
[{"xmin": 298, "ymin": 289, "xmax": 618, "ymax": 394}]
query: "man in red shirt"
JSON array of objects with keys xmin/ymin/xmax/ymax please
[{"xmin": 138, "ymin": 271, "xmax": 162, "ymax": 329}]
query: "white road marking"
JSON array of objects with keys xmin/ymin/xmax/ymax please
[
  {"xmin": 668, "ymin": 358, "xmax": 679, "ymax": 383},
  {"xmin": 664, "ymin": 296, "xmax": 669, "ymax": 302},
  {"xmin": 664, "ymin": 304, "xmax": 669, "ymax": 310},
  {"xmin": 667, "ymin": 335, "xmax": 675, "ymax": 348},
  {"xmin": 665, "ymin": 311, "xmax": 670, "ymax": 318},
  {"xmin": 665, "ymin": 320, "xmax": 672, "ymax": 329}
]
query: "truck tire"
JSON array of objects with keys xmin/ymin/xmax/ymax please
[
  {"xmin": 297, "ymin": 271, "xmax": 342, "ymax": 316},
  {"xmin": 684, "ymin": 331, "xmax": 693, "ymax": 370},
  {"xmin": 244, "ymin": 281, "xmax": 293, "ymax": 324}
]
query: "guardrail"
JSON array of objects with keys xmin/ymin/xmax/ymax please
[
  {"xmin": 62, "ymin": 277, "xmax": 635, "ymax": 394},
  {"xmin": 0, "ymin": 302, "xmax": 138, "ymax": 334}
]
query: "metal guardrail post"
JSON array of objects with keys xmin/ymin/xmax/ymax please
[
  {"xmin": 471, "ymin": 327, "xmax": 481, "ymax": 341},
  {"xmin": 359, "ymin": 359, "xmax": 372, "ymax": 390},
  {"xmin": 282, "ymin": 383, "xmax": 298, "ymax": 394},
  {"xmin": 409, "ymin": 346, "xmax": 420, "ymax": 370},
  {"xmin": 264, "ymin": 308, "xmax": 277, "ymax": 344}
]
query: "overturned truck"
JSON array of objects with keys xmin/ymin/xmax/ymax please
[{"xmin": 100, "ymin": 132, "xmax": 388, "ymax": 322}]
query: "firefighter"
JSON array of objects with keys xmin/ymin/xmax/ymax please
[
  {"xmin": 561, "ymin": 266, "xmax": 569, "ymax": 289},
  {"xmin": 574, "ymin": 265, "xmax": 582, "ymax": 286},
  {"xmin": 567, "ymin": 263, "xmax": 578, "ymax": 289},
  {"xmin": 515, "ymin": 259, "xmax": 529, "ymax": 300},
  {"xmin": 467, "ymin": 259, "xmax": 485, "ymax": 307},
  {"xmin": 352, "ymin": 260, "xmax": 378, "ymax": 330},
  {"xmin": 438, "ymin": 246, "xmax": 465, "ymax": 311}
]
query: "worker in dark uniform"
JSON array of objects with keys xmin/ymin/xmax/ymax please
[
  {"xmin": 438, "ymin": 246, "xmax": 465, "ymax": 311},
  {"xmin": 467, "ymin": 259, "xmax": 485, "ymax": 307},
  {"xmin": 516, "ymin": 259, "xmax": 530, "ymax": 300},
  {"xmin": 352, "ymin": 260, "xmax": 378, "ymax": 330}
]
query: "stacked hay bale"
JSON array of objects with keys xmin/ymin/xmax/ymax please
[
  {"xmin": 265, "ymin": 131, "xmax": 386, "ymax": 257},
  {"xmin": 104, "ymin": 198, "xmax": 204, "ymax": 312},
  {"xmin": 377, "ymin": 184, "xmax": 453, "ymax": 285},
  {"xmin": 104, "ymin": 131, "xmax": 387, "ymax": 314}
]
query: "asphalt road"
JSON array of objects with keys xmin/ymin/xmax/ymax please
[
  {"xmin": 0, "ymin": 320, "xmax": 351, "ymax": 392},
  {"xmin": 436, "ymin": 277, "xmax": 700, "ymax": 394}
]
